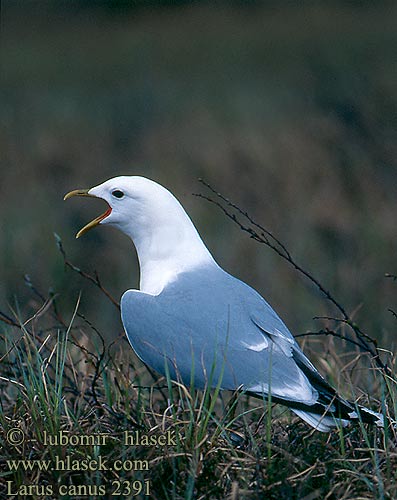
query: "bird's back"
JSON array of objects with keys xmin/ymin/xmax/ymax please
[{"xmin": 121, "ymin": 264, "xmax": 317, "ymax": 405}]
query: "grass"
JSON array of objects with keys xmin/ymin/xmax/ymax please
[
  {"xmin": 1, "ymin": 3, "xmax": 397, "ymax": 497},
  {"xmin": 1, "ymin": 275, "xmax": 396, "ymax": 499}
]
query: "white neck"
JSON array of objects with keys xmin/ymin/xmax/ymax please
[{"xmin": 120, "ymin": 202, "xmax": 217, "ymax": 295}]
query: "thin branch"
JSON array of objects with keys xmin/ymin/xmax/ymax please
[
  {"xmin": 312, "ymin": 316, "xmax": 378, "ymax": 347},
  {"xmin": 195, "ymin": 179, "xmax": 349, "ymax": 319},
  {"xmin": 74, "ymin": 311, "xmax": 107, "ymax": 406},
  {"xmin": 55, "ymin": 234, "xmax": 171, "ymax": 404},
  {"xmin": 294, "ymin": 329, "xmax": 367, "ymax": 351},
  {"xmin": 54, "ymin": 233, "xmax": 120, "ymax": 310},
  {"xmin": 388, "ymin": 309, "xmax": 397, "ymax": 321},
  {"xmin": 24, "ymin": 274, "xmax": 47, "ymax": 303},
  {"xmin": 195, "ymin": 180, "xmax": 391, "ymax": 377},
  {"xmin": 0, "ymin": 310, "xmax": 20, "ymax": 327}
]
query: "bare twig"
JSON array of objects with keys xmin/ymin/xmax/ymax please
[
  {"xmin": 294, "ymin": 329, "xmax": 366, "ymax": 351},
  {"xmin": 54, "ymin": 233, "xmax": 120, "ymax": 310},
  {"xmin": 55, "ymin": 234, "xmax": 170, "ymax": 404},
  {"xmin": 24, "ymin": 274, "xmax": 47, "ymax": 303},
  {"xmin": 24, "ymin": 274, "xmax": 67, "ymax": 327},
  {"xmin": 195, "ymin": 180, "xmax": 391, "ymax": 377},
  {"xmin": 74, "ymin": 311, "xmax": 107, "ymax": 406},
  {"xmin": 0, "ymin": 310, "xmax": 20, "ymax": 327},
  {"xmin": 388, "ymin": 309, "xmax": 397, "ymax": 321}
]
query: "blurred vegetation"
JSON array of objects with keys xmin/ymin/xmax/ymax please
[
  {"xmin": 1, "ymin": 3, "xmax": 397, "ymax": 498},
  {"xmin": 1, "ymin": 1, "xmax": 396, "ymax": 351},
  {"xmin": 1, "ymin": 295, "xmax": 396, "ymax": 499}
]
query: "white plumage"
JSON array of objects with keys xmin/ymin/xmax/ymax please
[{"xmin": 65, "ymin": 176, "xmax": 384, "ymax": 432}]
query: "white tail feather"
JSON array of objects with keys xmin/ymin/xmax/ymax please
[
  {"xmin": 292, "ymin": 409, "xmax": 350, "ymax": 432},
  {"xmin": 349, "ymin": 407, "xmax": 385, "ymax": 428}
]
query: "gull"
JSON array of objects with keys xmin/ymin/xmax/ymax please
[{"xmin": 64, "ymin": 176, "xmax": 384, "ymax": 432}]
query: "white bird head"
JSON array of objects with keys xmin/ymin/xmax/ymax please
[
  {"xmin": 65, "ymin": 176, "xmax": 185, "ymax": 238},
  {"xmin": 64, "ymin": 176, "xmax": 215, "ymax": 293}
]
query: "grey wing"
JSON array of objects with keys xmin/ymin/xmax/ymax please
[
  {"xmin": 217, "ymin": 274, "xmax": 318, "ymax": 404},
  {"xmin": 121, "ymin": 271, "xmax": 318, "ymax": 405},
  {"xmin": 120, "ymin": 289, "xmax": 172, "ymax": 374}
]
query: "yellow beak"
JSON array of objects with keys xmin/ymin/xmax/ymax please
[{"xmin": 64, "ymin": 189, "xmax": 112, "ymax": 239}]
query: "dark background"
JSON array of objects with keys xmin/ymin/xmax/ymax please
[{"xmin": 1, "ymin": 1, "xmax": 396, "ymax": 347}]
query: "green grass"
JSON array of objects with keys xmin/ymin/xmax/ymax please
[
  {"xmin": 1, "ymin": 3, "xmax": 397, "ymax": 498},
  {"xmin": 1, "ymin": 285, "xmax": 396, "ymax": 499}
]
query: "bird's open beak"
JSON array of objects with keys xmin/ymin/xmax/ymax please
[{"xmin": 64, "ymin": 189, "xmax": 112, "ymax": 239}]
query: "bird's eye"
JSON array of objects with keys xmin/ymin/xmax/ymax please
[{"xmin": 112, "ymin": 190, "xmax": 124, "ymax": 199}]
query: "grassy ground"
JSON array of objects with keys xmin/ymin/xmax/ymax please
[
  {"xmin": 1, "ymin": 231, "xmax": 396, "ymax": 499},
  {"xmin": 1, "ymin": 2, "xmax": 397, "ymax": 498}
]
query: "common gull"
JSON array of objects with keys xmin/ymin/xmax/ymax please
[{"xmin": 65, "ymin": 176, "xmax": 384, "ymax": 432}]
